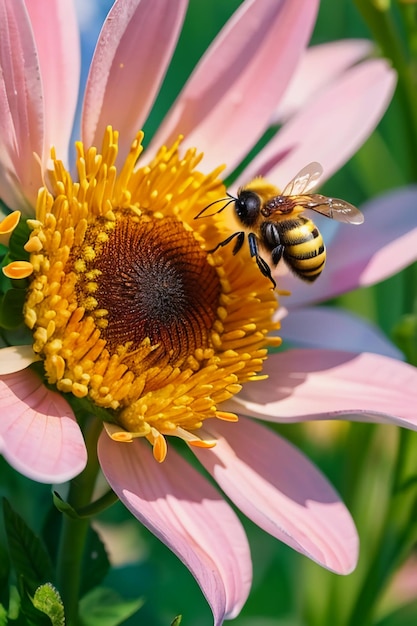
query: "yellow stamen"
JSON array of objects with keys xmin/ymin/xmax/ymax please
[
  {"xmin": 150, "ymin": 428, "xmax": 168, "ymax": 463},
  {"xmin": 19, "ymin": 126, "xmax": 281, "ymax": 461},
  {"xmin": 3, "ymin": 260, "xmax": 34, "ymax": 279},
  {"xmin": 0, "ymin": 210, "xmax": 21, "ymax": 246},
  {"xmin": 104, "ymin": 425, "xmax": 134, "ymax": 442},
  {"xmin": 216, "ymin": 411, "xmax": 239, "ymax": 422}
]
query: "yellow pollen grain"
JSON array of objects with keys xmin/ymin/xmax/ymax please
[
  {"xmin": 50, "ymin": 355, "xmax": 66, "ymax": 380},
  {"xmin": 24, "ymin": 236, "xmax": 43, "ymax": 253},
  {"xmin": 33, "ymin": 327, "xmax": 48, "ymax": 348},
  {"xmin": 96, "ymin": 232, "xmax": 109, "ymax": 243},
  {"xmin": 46, "ymin": 320, "xmax": 56, "ymax": 338},
  {"xmin": 47, "ymin": 338, "xmax": 63, "ymax": 353},
  {"xmin": 25, "ymin": 308, "xmax": 37, "ymax": 328},
  {"xmin": 83, "ymin": 296, "xmax": 98, "ymax": 310},
  {"xmin": 72, "ymin": 382, "xmax": 89, "ymax": 397},
  {"xmin": 83, "ymin": 246, "xmax": 96, "ymax": 262},
  {"xmin": 86, "ymin": 269, "xmax": 101, "ymax": 280},
  {"xmin": 86, "ymin": 282, "xmax": 98, "ymax": 294}
]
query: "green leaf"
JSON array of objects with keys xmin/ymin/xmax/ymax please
[
  {"xmin": 79, "ymin": 588, "xmax": 143, "ymax": 626},
  {"xmin": 2, "ymin": 499, "xmax": 54, "ymax": 595},
  {"xmin": 32, "ymin": 584, "xmax": 65, "ymax": 626},
  {"xmin": 351, "ymin": 131, "xmax": 407, "ymax": 197},
  {"xmin": 7, "ymin": 219, "xmax": 31, "ymax": 262},
  {"xmin": 375, "ymin": 600, "xmax": 417, "ymax": 626},
  {"xmin": 0, "ymin": 604, "xmax": 7, "ymax": 626},
  {"xmin": 0, "ymin": 543, "xmax": 10, "ymax": 598},
  {"xmin": 0, "ymin": 289, "xmax": 26, "ymax": 329},
  {"xmin": 52, "ymin": 492, "xmax": 80, "ymax": 519},
  {"xmin": 8, "ymin": 586, "xmax": 21, "ymax": 620},
  {"xmin": 80, "ymin": 525, "xmax": 111, "ymax": 596},
  {"xmin": 171, "ymin": 617, "xmax": 182, "ymax": 626},
  {"xmin": 17, "ymin": 582, "xmax": 52, "ymax": 626},
  {"xmin": 41, "ymin": 502, "xmax": 61, "ymax": 568},
  {"xmin": 393, "ymin": 314, "xmax": 417, "ymax": 366},
  {"xmin": 63, "ymin": 392, "xmax": 117, "ymax": 424}
]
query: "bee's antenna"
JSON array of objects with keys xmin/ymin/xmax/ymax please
[{"xmin": 195, "ymin": 193, "xmax": 236, "ymax": 219}]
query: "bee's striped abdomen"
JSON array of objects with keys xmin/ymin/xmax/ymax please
[{"xmin": 281, "ymin": 217, "xmax": 326, "ymax": 282}]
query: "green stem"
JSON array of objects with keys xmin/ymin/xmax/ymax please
[
  {"xmin": 354, "ymin": 0, "xmax": 417, "ymax": 179},
  {"xmin": 76, "ymin": 489, "xmax": 119, "ymax": 518},
  {"xmin": 345, "ymin": 429, "xmax": 417, "ymax": 626},
  {"xmin": 56, "ymin": 418, "xmax": 103, "ymax": 626},
  {"xmin": 398, "ymin": 2, "xmax": 417, "ymax": 60}
]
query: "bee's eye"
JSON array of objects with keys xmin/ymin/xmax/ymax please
[{"xmin": 235, "ymin": 191, "xmax": 260, "ymax": 225}]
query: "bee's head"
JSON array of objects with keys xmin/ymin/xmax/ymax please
[{"xmin": 235, "ymin": 189, "xmax": 261, "ymax": 227}]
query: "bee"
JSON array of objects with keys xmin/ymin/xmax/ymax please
[{"xmin": 195, "ymin": 162, "xmax": 364, "ymax": 288}]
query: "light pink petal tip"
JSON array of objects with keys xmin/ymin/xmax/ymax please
[
  {"xmin": 98, "ymin": 433, "xmax": 251, "ymax": 624},
  {"xmin": 0, "ymin": 369, "xmax": 87, "ymax": 483},
  {"xmin": 227, "ymin": 350, "xmax": 417, "ymax": 430},
  {"xmin": 0, "ymin": 345, "xmax": 39, "ymax": 375},
  {"xmin": 82, "ymin": 0, "xmax": 187, "ymax": 162},
  {"xmin": 280, "ymin": 186, "xmax": 417, "ymax": 307},
  {"xmin": 25, "ymin": 0, "xmax": 80, "ymax": 165},
  {"xmin": 279, "ymin": 306, "xmax": 404, "ymax": 360},
  {"xmin": 274, "ymin": 39, "xmax": 373, "ymax": 123},
  {"xmin": 0, "ymin": 0, "xmax": 44, "ymax": 213},
  {"xmin": 193, "ymin": 417, "xmax": 358, "ymax": 574},
  {"xmin": 150, "ymin": 0, "xmax": 319, "ymax": 174},
  {"xmin": 240, "ymin": 57, "xmax": 396, "ymax": 187}
]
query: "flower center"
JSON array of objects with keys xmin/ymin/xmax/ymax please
[
  {"xmin": 20, "ymin": 127, "xmax": 281, "ymax": 461},
  {"xmin": 92, "ymin": 215, "xmax": 220, "ymax": 369}
]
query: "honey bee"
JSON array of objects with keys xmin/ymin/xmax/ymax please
[{"xmin": 195, "ymin": 162, "xmax": 364, "ymax": 287}]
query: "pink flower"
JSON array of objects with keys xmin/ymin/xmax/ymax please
[{"xmin": 1, "ymin": 1, "xmax": 417, "ymax": 624}]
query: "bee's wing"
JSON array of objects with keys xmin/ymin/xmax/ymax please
[
  {"xmin": 301, "ymin": 194, "xmax": 364, "ymax": 224},
  {"xmin": 282, "ymin": 162, "xmax": 323, "ymax": 196}
]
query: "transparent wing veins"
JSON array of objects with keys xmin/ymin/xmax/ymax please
[
  {"xmin": 299, "ymin": 194, "xmax": 364, "ymax": 224},
  {"xmin": 282, "ymin": 162, "xmax": 323, "ymax": 196}
]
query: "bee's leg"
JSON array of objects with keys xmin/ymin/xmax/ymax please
[
  {"xmin": 208, "ymin": 231, "xmax": 245, "ymax": 254},
  {"xmin": 271, "ymin": 245, "xmax": 284, "ymax": 266},
  {"xmin": 248, "ymin": 232, "xmax": 276, "ymax": 288}
]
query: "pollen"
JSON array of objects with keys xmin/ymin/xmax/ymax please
[{"xmin": 21, "ymin": 126, "xmax": 280, "ymax": 461}]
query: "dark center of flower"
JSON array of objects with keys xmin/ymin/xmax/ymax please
[{"xmin": 92, "ymin": 214, "xmax": 221, "ymax": 365}]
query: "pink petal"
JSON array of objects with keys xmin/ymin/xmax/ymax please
[
  {"xmin": 0, "ymin": 345, "xmax": 39, "ymax": 375},
  {"xmin": 239, "ymin": 58, "xmax": 396, "ymax": 187},
  {"xmin": 149, "ymin": 0, "xmax": 319, "ymax": 174},
  {"xmin": 0, "ymin": 0, "xmax": 44, "ymax": 212},
  {"xmin": 82, "ymin": 0, "xmax": 187, "ymax": 162},
  {"xmin": 193, "ymin": 417, "xmax": 358, "ymax": 574},
  {"xmin": 279, "ymin": 306, "xmax": 404, "ymax": 359},
  {"xmin": 273, "ymin": 39, "xmax": 373, "ymax": 123},
  {"xmin": 277, "ymin": 186, "xmax": 417, "ymax": 307},
  {"xmin": 0, "ymin": 369, "xmax": 87, "ymax": 483},
  {"xmin": 226, "ymin": 350, "xmax": 417, "ymax": 430},
  {"xmin": 98, "ymin": 433, "xmax": 251, "ymax": 624},
  {"xmin": 25, "ymin": 0, "xmax": 80, "ymax": 165}
]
